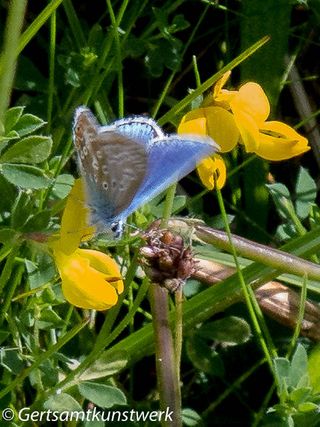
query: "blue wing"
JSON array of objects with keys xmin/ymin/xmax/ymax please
[{"xmin": 119, "ymin": 135, "xmax": 219, "ymax": 220}]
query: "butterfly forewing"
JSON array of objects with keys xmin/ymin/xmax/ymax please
[{"xmin": 121, "ymin": 135, "xmax": 218, "ymax": 218}]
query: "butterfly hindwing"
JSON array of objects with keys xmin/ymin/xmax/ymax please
[
  {"xmin": 89, "ymin": 132, "xmax": 147, "ymax": 218},
  {"xmin": 107, "ymin": 116, "xmax": 164, "ymax": 146}
]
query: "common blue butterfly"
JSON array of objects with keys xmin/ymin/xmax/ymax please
[{"xmin": 73, "ymin": 107, "xmax": 219, "ymax": 237}]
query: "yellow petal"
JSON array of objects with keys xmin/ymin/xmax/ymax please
[
  {"xmin": 214, "ymin": 89, "xmax": 238, "ymax": 108},
  {"xmin": 197, "ymin": 154, "xmax": 226, "ymax": 190},
  {"xmin": 213, "ymin": 71, "xmax": 231, "ymax": 98},
  {"xmin": 203, "ymin": 107, "xmax": 239, "ymax": 152},
  {"xmin": 178, "ymin": 107, "xmax": 239, "ymax": 152},
  {"xmin": 51, "ymin": 179, "xmax": 95, "ymax": 255},
  {"xmin": 232, "ymin": 108, "xmax": 260, "ymax": 152},
  {"xmin": 255, "ymin": 121, "xmax": 310, "ymax": 161},
  {"xmin": 54, "ymin": 249, "xmax": 123, "ymax": 310},
  {"xmin": 78, "ymin": 249, "xmax": 124, "ymax": 293},
  {"xmin": 231, "ymin": 82, "xmax": 270, "ymax": 125},
  {"xmin": 178, "ymin": 114, "xmax": 207, "ymax": 135}
]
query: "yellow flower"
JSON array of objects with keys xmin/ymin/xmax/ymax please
[
  {"xmin": 177, "ymin": 111, "xmax": 233, "ymax": 190},
  {"xmin": 178, "ymin": 71, "xmax": 310, "ymax": 188},
  {"xmin": 196, "ymin": 154, "xmax": 226, "ymax": 190},
  {"xmin": 50, "ymin": 179, "xmax": 123, "ymax": 310},
  {"xmin": 229, "ymin": 82, "xmax": 310, "ymax": 159}
]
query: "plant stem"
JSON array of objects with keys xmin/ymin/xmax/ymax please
[
  {"xmin": 195, "ymin": 226, "xmax": 320, "ymax": 281},
  {"xmin": 150, "ymin": 285, "xmax": 182, "ymax": 427},
  {"xmin": 0, "ymin": 0, "xmax": 27, "ymax": 130}
]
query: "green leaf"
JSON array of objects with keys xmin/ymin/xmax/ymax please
[
  {"xmin": 44, "ymin": 393, "xmax": 82, "ymax": 412},
  {"xmin": 181, "ymin": 408, "xmax": 202, "ymax": 426},
  {"xmin": 83, "ymin": 421, "xmax": 105, "ymax": 427},
  {"xmin": 274, "ymin": 357, "xmax": 290, "ymax": 378},
  {"xmin": 274, "ymin": 357, "xmax": 290, "ymax": 396},
  {"xmin": 25, "ymin": 253, "xmax": 56, "ymax": 290},
  {"xmin": 0, "ymin": 331, "xmax": 10, "ymax": 346},
  {"xmin": 0, "ymin": 136, "xmax": 52, "ymax": 163},
  {"xmin": 297, "ymin": 402, "xmax": 318, "ymax": 412},
  {"xmin": 308, "ymin": 344, "xmax": 320, "ymax": 392},
  {"xmin": 145, "ymin": 39, "xmax": 182, "ymax": 77},
  {"xmin": 288, "ymin": 344, "xmax": 309, "ymax": 388},
  {"xmin": 35, "ymin": 308, "xmax": 65, "ymax": 330},
  {"xmin": 1, "ymin": 163, "xmax": 52, "ymax": 189},
  {"xmin": 0, "ymin": 130, "xmax": 20, "ymax": 144},
  {"xmin": 11, "ymin": 191, "xmax": 33, "ymax": 229},
  {"xmin": 186, "ymin": 335, "xmax": 224, "ymax": 377},
  {"xmin": 0, "ymin": 228, "xmax": 17, "ymax": 244},
  {"xmin": 4, "ymin": 106, "xmax": 25, "ymax": 132},
  {"xmin": 22, "ymin": 210, "xmax": 51, "ymax": 232},
  {"xmin": 15, "ymin": 56, "xmax": 48, "ymax": 92},
  {"xmin": 152, "ymin": 195, "xmax": 186, "ymax": 217},
  {"xmin": 289, "ymin": 387, "xmax": 312, "ymax": 405},
  {"xmin": 276, "ymin": 223, "xmax": 296, "ymax": 241},
  {"xmin": 13, "ymin": 114, "xmax": 46, "ymax": 137},
  {"xmin": 78, "ymin": 382, "xmax": 127, "ymax": 408},
  {"xmin": 125, "ymin": 34, "xmax": 146, "ymax": 58},
  {"xmin": 52, "ymin": 174, "xmax": 74, "ymax": 199},
  {"xmin": 171, "ymin": 14, "xmax": 190, "ymax": 32},
  {"xmin": 79, "ymin": 351, "xmax": 128, "ymax": 381},
  {"xmin": 295, "ymin": 167, "xmax": 317, "ymax": 219},
  {"xmin": 267, "ymin": 182, "xmax": 294, "ymax": 220},
  {"xmin": 196, "ymin": 316, "xmax": 251, "ymax": 344},
  {"xmin": 0, "ymin": 349, "xmax": 24, "ymax": 374}
]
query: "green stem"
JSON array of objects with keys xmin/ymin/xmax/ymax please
[
  {"xmin": 0, "ymin": 0, "xmax": 27, "ymax": 130},
  {"xmin": 106, "ymin": 0, "xmax": 124, "ymax": 117},
  {"xmin": 47, "ymin": 11, "xmax": 56, "ymax": 132},
  {"xmin": 215, "ymin": 189, "xmax": 276, "ymax": 375},
  {"xmin": 0, "ymin": 245, "xmax": 18, "ymax": 295},
  {"xmin": 286, "ymin": 275, "xmax": 307, "ymax": 358},
  {"xmin": 161, "ymin": 184, "xmax": 177, "ymax": 226},
  {"xmin": 0, "ymin": 264, "xmax": 24, "ymax": 328},
  {"xmin": 18, "ymin": 0, "xmax": 64, "ymax": 54}
]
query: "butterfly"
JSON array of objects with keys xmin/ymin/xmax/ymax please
[{"xmin": 73, "ymin": 106, "xmax": 219, "ymax": 237}]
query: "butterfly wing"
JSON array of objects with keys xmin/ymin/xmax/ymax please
[
  {"xmin": 73, "ymin": 108, "xmax": 148, "ymax": 227},
  {"xmin": 102, "ymin": 116, "xmax": 164, "ymax": 145},
  {"xmin": 120, "ymin": 135, "xmax": 219, "ymax": 218}
]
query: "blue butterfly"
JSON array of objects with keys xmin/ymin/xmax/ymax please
[{"xmin": 73, "ymin": 107, "xmax": 219, "ymax": 237}]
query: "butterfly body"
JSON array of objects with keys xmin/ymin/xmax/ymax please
[{"xmin": 73, "ymin": 106, "xmax": 219, "ymax": 237}]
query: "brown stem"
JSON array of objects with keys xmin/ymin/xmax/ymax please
[
  {"xmin": 149, "ymin": 285, "xmax": 182, "ymax": 427},
  {"xmin": 193, "ymin": 258, "xmax": 320, "ymax": 341}
]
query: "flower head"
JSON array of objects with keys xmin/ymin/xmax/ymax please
[
  {"xmin": 178, "ymin": 71, "xmax": 310, "ymax": 189},
  {"xmin": 50, "ymin": 179, "xmax": 123, "ymax": 310}
]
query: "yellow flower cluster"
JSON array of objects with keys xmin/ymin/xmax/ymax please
[
  {"xmin": 178, "ymin": 71, "xmax": 309, "ymax": 190},
  {"xmin": 50, "ymin": 179, "xmax": 124, "ymax": 311}
]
